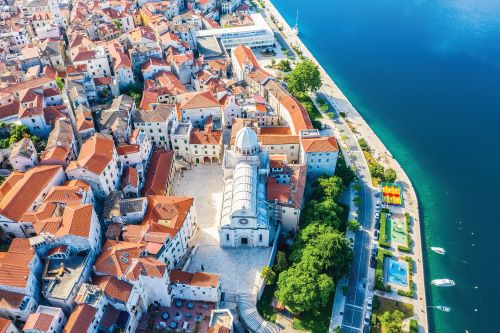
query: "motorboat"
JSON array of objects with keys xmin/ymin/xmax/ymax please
[
  {"xmin": 434, "ymin": 305, "xmax": 451, "ymax": 312},
  {"xmin": 432, "ymin": 279, "xmax": 455, "ymax": 287},
  {"xmin": 431, "ymin": 247, "xmax": 446, "ymax": 255}
]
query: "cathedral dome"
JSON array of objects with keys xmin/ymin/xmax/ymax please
[{"xmin": 235, "ymin": 126, "xmax": 258, "ymax": 155}]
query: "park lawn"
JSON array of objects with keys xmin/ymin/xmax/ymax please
[
  {"xmin": 372, "ymin": 296, "xmax": 414, "ymax": 333},
  {"xmin": 256, "ymin": 284, "xmax": 277, "ymax": 322},
  {"xmin": 363, "ymin": 151, "xmax": 381, "ymax": 186},
  {"xmin": 292, "ymin": 296, "xmax": 334, "ymax": 333}
]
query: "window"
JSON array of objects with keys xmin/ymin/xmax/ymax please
[
  {"xmin": 259, "ymin": 234, "xmax": 262, "ymax": 242},
  {"xmin": 226, "ymin": 234, "xmax": 229, "ymax": 241}
]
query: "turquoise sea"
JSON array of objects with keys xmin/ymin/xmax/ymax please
[{"xmin": 271, "ymin": 0, "xmax": 500, "ymax": 332}]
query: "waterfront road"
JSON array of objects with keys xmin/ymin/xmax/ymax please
[{"xmin": 318, "ymin": 103, "xmax": 375, "ymax": 333}]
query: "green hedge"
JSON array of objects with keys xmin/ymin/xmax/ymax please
[
  {"xmin": 409, "ymin": 319, "xmax": 418, "ymax": 333},
  {"xmin": 404, "ymin": 256, "xmax": 414, "ymax": 274},
  {"xmin": 375, "ymin": 249, "xmax": 393, "ymax": 291},
  {"xmin": 379, "ymin": 212, "xmax": 390, "ymax": 248},
  {"xmin": 397, "ymin": 213, "xmax": 412, "ymax": 252},
  {"xmin": 397, "ymin": 280, "xmax": 415, "ymax": 298}
]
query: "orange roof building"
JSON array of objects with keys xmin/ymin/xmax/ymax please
[
  {"xmin": 300, "ymin": 135, "xmax": 339, "ymax": 179},
  {"xmin": 66, "ymin": 133, "xmax": 121, "ymax": 198},
  {"xmin": 0, "ymin": 165, "xmax": 65, "ymax": 237}
]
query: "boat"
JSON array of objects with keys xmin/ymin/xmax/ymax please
[
  {"xmin": 435, "ymin": 305, "xmax": 451, "ymax": 312},
  {"xmin": 292, "ymin": 10, "xmax": 299, "ymax": 35},
  {"xmin": 432, "ymin": 279, "xmax": 456, "ymax": 287},
  {"xmin": 431, "ymin": 247, "xmax": 446, "ymax": 255}
]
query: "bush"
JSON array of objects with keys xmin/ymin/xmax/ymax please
[
  {"xmin": 409, "ymin": 319, "xmax": 418, "ymax": 333},
  {"xmin": 404, "ymin": 256, "xmax": 414, "ymax": 274}
]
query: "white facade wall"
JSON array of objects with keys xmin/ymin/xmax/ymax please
[
  {"xmin": 10, "ymin": 154, "xmax": 37, "ymax": 172},
  {"xmin": 171, "ymin": 283, "xmax": 220, "ymax": 303},
  {"xmin": 300, "ymin": 150, "xmax": 339, "ymax": 178},
  {"xmin": 222, "ymin": 100, "xmax": 241, "ymax": 127},
  {"xmin": 180, "ymin": 106, "xmax": 221, "ymax": 127},
  {"xmin": 134, "ymin": 121, "xmax": 171, "ymax": 148},
  {"xmin": 0, "ymin": 295, "xmax": 37, "ymax": 322},
  {"xmin": 260, "ymin": 143, "xmax": 299, "ymax": 163},
  {"xmin": 73, "ymin": 56, "xmax": 111, "ymax": 78}
]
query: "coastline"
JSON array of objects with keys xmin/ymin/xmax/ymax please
[{"xmin": 260, "ymin": 0, "xmax": 429, "ymax": 331}]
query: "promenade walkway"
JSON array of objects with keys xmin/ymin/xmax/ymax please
[{"xmin": 260, "ymin": 1, "xmax": 428, "ymax": 332}]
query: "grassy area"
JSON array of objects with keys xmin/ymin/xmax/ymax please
[
  {"xmin": 362, "ymin": 151, "xmax": 381, "ymax": 186},
  {"xmin": 379, "ymin": 211, "xmax": 390, "ymax": 248},
  {"xmin": 371, "ymin": 296, "xmax": 414, "ymax": 333},
  {"xmin": 292, "ymin": 296, "xmax": 334, "ymax": 332},
  {"xmin": 256, "ymin": 284, "xmax": 278, "ymax": 322}
]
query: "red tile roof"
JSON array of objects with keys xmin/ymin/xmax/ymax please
[
  {"xmin": 66, "ymin": 133, "xmax": 115, "ymax": 175},
  {"xmin": 24, "ymin": 312, "xmax": 55, "ymax": 332},
  {"xmin": 170, "ymin": 270, "xmax": 219, "ymax": 288},
  {"xmin": 93, "ymin": 275, "xmax": 133, "ymax": 304},
  {"xmin": 0, "ymin": 165, "xmax": 63, "ymax": 222},
  {"xmin": 63, "ymin": 304, "xmax": 97, "ymax": 333},
  {"xmin": 142, "ymin": 149, "xmax": 174, "ymax": 196},
  {"xmin": 301, "ymin": 136, "xmax": 339, "ymax": 153}
]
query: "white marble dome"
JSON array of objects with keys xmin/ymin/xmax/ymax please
[{"xmin": 235, "ymin": 126, "xmax": 258, "ymax": 155}]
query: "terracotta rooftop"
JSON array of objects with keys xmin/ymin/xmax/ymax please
[
  {"xmin": 66, "ymin": 133, "xmax": 115, "ymax": 175},
  {"xmin": 63, "ymin": 304, "xmax": 97, "ymax": 333},
  {"xmin": 301, "ymin": 136, "xmax": 339, "ymax": 153},
  {"xmin": 142, "ymin": 149, "xmax": 174, "ymax": 196},
  {"xmin": 170, "ymin": 270, "xmax": 220, "ymax": 288}
]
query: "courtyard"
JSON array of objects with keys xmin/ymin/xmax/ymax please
[{"xmin": 173, "ymin": 164, "xmax": 272, "ymax": 294}]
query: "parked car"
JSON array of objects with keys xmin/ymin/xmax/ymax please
[
  {"xmin": 374, "ymin": 190, "xmax": 380, "ymax": 197},
  {"xmin": 375, "ymin": 212, "xmax": 380, "ymax": 220},
  {"xmin": 375, "ymin": 202, "xmax": 381, "ymax": 211},
  {"xmin": 371, "ymin": 245, "xmax": 378, "ymax": 256},
  {"xmin": 364, "ymin": 311, "xmax": 371, "ymax": 326},
  {"xmin": 366, "ymin": 297, "xmax": 373, "ymax": 311},
  {"xmin": 373, "ymin": 230, "xmax": 380, "ymax": 240},
  {"xmin": 375, "ymin": 221, "xmax": 381, "ymax": 230},
  {"xmin": 370, "ymin": 255, "xmax": 377, "ymax": 268},
  {"xmin": 364, "ymin": 325, "xmax": 371, "ymax": 333}
]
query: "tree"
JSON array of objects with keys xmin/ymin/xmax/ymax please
[
  {"xmin": 275, "ymin": 262, "xmax": 334, "ymax": 314},
  {"xmin": 353, "ymin": 196, "xmax": 362, "ymax": 207},
  {"xmin": 315, "ymin": 175, "xmax": 344, "ymax": 201},
  {"xmin": 112, "ymin": 19, "xmax": 123, "ymax": 31},
  {"xmin": 348, "ymin": 219, "xmax": 360, "ymax": 232},
  {"xmin": 287, "ymin": 59, "xmax": 321, "ymax": 96},
  {"xmin": 382, "ymin": 310, "xmax": 404, "ymax": 333},
  {"xmin": 335, "ymin": 154, "xmax": 356, "ymax": 186},
  {"xmin": 369, "ymin": 164, "xmax": 385, "ymax": 179},
  {"xmin": 261, "ymin": 266, "xmax": 276, "ymax": 285},
  {"xmin": 290, "ymin": 223, "xmax": 352, "ymax": 280},
  {"xmin": 122, "ymin": 82, "xmax": 144, "ymax": 108},
  {"xmin": 276, "ymin": 59, "xmax": 291, "ymax": 72},
  {"xmin": 358, "ymin": 138, "xmax": 371, "ymax": 152},
  {"xmin": 55, "ymin": 77, "xmax": 64, "ymax": 91},
  {"xmin": 384, "ymin": 168, "xmax": 397, "ymax": 183},
  {"xmin": 274, "ymin": 251, "xmax": 288, "ymax": 273}
]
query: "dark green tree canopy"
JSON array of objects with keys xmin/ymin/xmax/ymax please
[{"xmin": 287, "ymin": 59, "xmax": 322, "ymax": 96}]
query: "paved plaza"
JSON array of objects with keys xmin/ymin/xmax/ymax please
[{"xmin": 174, "ymin": 164, "xmax": 272, "ymax": 294}]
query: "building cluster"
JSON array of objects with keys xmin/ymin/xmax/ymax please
[{"xmin": 0, "ymin": 0, "xmax": 339, "ymax": 331}]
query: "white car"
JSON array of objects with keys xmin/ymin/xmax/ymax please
[
  {"xmin": 364, "ymin": 311, "xmax": 371, "ymax": 326},
  {"xmin": 366, "ymin": 297, "xmax": 373, "ymax": 311},
  {"xmin": 375, "ymin": 203, "xmax": 381, "ymax": 211}
]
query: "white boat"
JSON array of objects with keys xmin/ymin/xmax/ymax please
[
  {"xmin": 431, "ymin": 247, "xmax": 446, "ymax": 255},
  {"xmin": 435, "ymin": 305, "xmax": 451, "ymax": 312},
  {"xmin": 432, "ymin": 279, "xmax": 456, "ymax": 287},
  {"xmin": 292, "ymin": 10, "xmax": 299, "ymax": 35}
]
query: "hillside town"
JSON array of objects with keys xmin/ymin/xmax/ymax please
[{"xmin": 0, "ymin": 0, "xmax": 346, "ymax": 332}]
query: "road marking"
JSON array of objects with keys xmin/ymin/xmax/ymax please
[
  {"xmin": 342, "ymin": 324, "xmax": 362, "ymax": 332},
  {"xmin": 345, "ymin": 304, "xmax": 363, "ymax": 310}
]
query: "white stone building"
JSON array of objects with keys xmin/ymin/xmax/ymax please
[
  {"xmin": 66, "ymin": 134, "xmax": 121, "ymax": 199},
  {"xmin": 219, "ymin": 127, "xmax": 272, "ymax": 247}
]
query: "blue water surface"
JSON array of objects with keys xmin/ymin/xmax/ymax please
[{"xmin": 271, "ymin": 0, "xmax": 500, "ymax": 331}]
